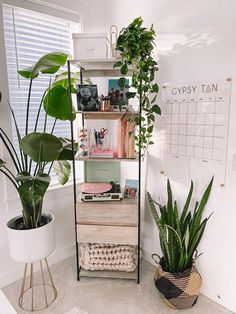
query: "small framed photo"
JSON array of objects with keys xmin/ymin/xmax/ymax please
[
  {"xmin": 76, "ymin": 85, "xmax": 99, "ymax": 111},
  {"xmin": 108, "ymin": 79, "xmax": 129, "ymax": 111},
  {"xmin": 124, "ymin": 179, "xmax": 139, "ymax": 199}
]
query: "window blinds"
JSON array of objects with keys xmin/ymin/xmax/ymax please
[{"xmin": 2, "ymin": 4, "xmax": 81, "ymax": 182}]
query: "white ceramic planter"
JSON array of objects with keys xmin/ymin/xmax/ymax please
[{"xmin": 6, "ymin": 213, "xmax": 55, "ymax": 263}]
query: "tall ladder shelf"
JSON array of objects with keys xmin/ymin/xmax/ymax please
[{"xmin": 67, "ymin": 59, "xmax": 141, "ymax": 283}]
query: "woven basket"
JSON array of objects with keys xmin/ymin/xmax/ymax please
[{"xmin": 153, "ymin": 256, "xmax": 202, "ymax": 309}]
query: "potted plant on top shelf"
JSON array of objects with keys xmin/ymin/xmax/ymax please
[
  {"xmin": 0, "ymin": 51, "xmax": 82, "ymax": 263},
  {"xmin": 147, "ymin": 177, "xmax": 213, "ymax": 309},
  {"xmin": 114, "ymin": 16, "xmax": 161, "ymax": 155}
]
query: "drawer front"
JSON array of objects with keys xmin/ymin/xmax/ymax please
[
  {"xmin": 77, "ymin": 225, "xmax": 138, "ymax": 245},
  {"xmin": 76, "ymin": 202, "xmax": 138, "ymax": 226}
]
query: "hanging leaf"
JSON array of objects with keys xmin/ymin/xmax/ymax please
[
  {"xmin": 118, "ymin": 77, "xmax": 127, "ymax": 89},
  {"xmin": 113, "ymin": 61, "xmax": 123, "ymax": 68},
  {"xmin": 152, "ymin": 104, "xmax": 161, "ymax": 115},
  {"xmin": 152, "ymin": 83, "xmax": 159, "ymax": 93},
  {"xmin": 53, "ymin": 160, "xmax": 71, "ymax": 185},
  {"xmin": 120, "ymin": 63, "xmax": 128, "ymax": 75}
]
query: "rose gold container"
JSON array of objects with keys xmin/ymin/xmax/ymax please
[{"xmin": 100, "ymin": 100, "xmax": 111, "ymax": 112}]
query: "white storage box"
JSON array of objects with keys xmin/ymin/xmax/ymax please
[{"xmin": 73, "ymin": 33, "xmax": 109, "ymax": 60}]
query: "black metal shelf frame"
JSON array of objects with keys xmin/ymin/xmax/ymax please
[{"xmin": 67, "ymin": 59, "xmax": 141, "ymax": 283}]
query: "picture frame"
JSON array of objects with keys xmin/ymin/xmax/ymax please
[
  {"xmin": 108, "ymin": 79, "xmax": 129, "ymax": 111},
  {"xmin": 76, "ymin": 84, "xmax": 99, "ymax": 111},
  {"xmin": 124, "ymin": 179, "xmax": 139, "ymax": 199}
]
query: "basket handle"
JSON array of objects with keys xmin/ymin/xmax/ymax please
[{"xmin": 151, "ymin": 253, "xmax": 161, "ymax": 265}]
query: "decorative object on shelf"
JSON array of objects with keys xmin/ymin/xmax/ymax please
[
  {"xmin": 117, "ymin": 119, "xmax": 136, "ymax": 159},
  {"xmin": 79, "ymin": 182, "xmax": 112, "ymax": 194},
  {"xmin": 124, "ymin": 179, "xmax": 139, "ymax": 199},
  {"xmin": 126, "ymin": 121, "xmax": 135, "ymax": 159},
  {"xmin": 80, "ymin": 243, "xmax": 138, "ymax": 272},
  {"xmin": 109, "ymin": 25, "xmax": 118, "ymax": 59},
  {"xmin": 114, "ymin": 17, "xmax": 161, "ymax": 155},
  {"xmin": 78, "ymin": 128, "xmax": 89, "ymax": 157},
  {"xmin": 147, "ymin": 177, "xmax": 214, "ymax": 309},
  {"xmin": 99, "ymin": 96, "xmax": 111, "ymax": 112},
  {"xmin": 108, "ymin": 78, "xmax": 129, "ymax": 112},
  {"xmin": 72, "ymin": 33, "xmax": 109, "ymax": 60},
  {"xmin": 80, "ymin": 181, "xmax": 122, "ymax": 201},
  {"xmin": 0, "ymin": 51, "xmax": 78, "ymax": 310},
  {"xmin": 76, "ymin": 84, "xmax": 99, "ymax": 111}
]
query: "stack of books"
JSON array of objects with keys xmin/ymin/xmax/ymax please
[{"xmin": 89, "ymin": 149, "xmax": 115, "ymax": 158}]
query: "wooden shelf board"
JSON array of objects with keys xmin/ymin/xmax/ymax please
[
  {"xmin": 76, "ymin": 111, "xmax": 137, "ymax": 120},
  {"xmin": 76, "ymin": 196, "xmax": 138, "ymax": 206},
  {"xmin": 69, "ymin": 59, "xmax": 132, "ymax": 77},
  {"xmin": 79, "ymin": 268, "xmax": 137, "ymax": 280},
  {"xmin": 75, "ymin": 156, "xmax": 138, "ymax": 162}
]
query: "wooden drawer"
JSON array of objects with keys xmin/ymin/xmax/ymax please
[
  {"xmin": 77, "ymin": 224, "xmax": 138, "ymax": 245},
  {"xmin": 76, "ymin": 199, "xmax": 138, "ymax": 226}
]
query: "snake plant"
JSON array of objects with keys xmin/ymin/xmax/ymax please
[{"xmin": 148, "ymin": 178, "xmax": 213, "ymax": 273}]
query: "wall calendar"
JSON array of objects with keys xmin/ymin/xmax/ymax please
[{"xmin": 161, "ymin": 79, "xmax": 232, "ymax": 186}]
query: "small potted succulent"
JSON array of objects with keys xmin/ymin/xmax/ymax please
[{"xmin": 147, "ymin": 178, "xmax": 213, "ymax": 309}]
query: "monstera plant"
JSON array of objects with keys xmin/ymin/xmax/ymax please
[{"xmin": 0, "ymin": 51, "xmax": 82, "ymax": 229}]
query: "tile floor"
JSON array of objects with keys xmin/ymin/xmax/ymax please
[{"xmin": 2, "ymin": 257, "xmax": 233, "ymax": 314}]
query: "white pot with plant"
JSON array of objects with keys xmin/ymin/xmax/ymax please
[
  {"xmin": 0, "ymin": 52, "xmax": 82, "ymax": 262},
  {"xmin": 148, "ymin": 178, "xmax": 213, "ymax": 309}
]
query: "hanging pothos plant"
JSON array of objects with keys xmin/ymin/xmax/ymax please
[{"xmin": 114, "ymin": 16, "xmax": 161, "ymax": 155}]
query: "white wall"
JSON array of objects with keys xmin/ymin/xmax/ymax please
[
  {"xmin": 0, "ymin": 0, "xmax": 107, "ymax": 288},
  {"xmin": 104, "ymin": 0, "xmax": 236, "ymax": 312}
]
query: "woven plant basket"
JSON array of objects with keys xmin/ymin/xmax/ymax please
[{"xmin": 153, "ymin": 255, "xmax": 202, "ymax": 309}]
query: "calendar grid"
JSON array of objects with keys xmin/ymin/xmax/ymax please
[{"xmin": 163, "ymin": 94, "xmax": 230, "ymax": 163}]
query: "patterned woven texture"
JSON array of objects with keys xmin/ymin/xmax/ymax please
[
  {"xmin": 80, "ymin": 243, "xmax": 138, "ymax": 272},
  {"xmin": 154, "ymin": 264, "xmax": 202, "ymax": 309}
]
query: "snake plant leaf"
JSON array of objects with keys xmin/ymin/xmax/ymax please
[
  {"xmin": 180, "ymin": 180, "xmax": 194, "ymax": 225},
  {"xmin": 0, "ymin": 159, "xmax": 6, "ymax": 167},
  {"xmin": 184, "ymin": 225, "xmax": 190, "ymax": 252},
  {"xmin": 20, "ymin": 132, "xmax": 63, "ymax": 162},
  {"xmin": 43, "ymin": 85, "xmax": 76, "ymax": 121},
  {"xmin": 53, "ymin": 160, "xmax": 71, "ymax": 185},
  {"xmin": 18, "ymin": 52, "xmax": 68, "ymax": 79}
]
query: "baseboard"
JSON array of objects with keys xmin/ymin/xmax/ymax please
[
  {"xmin": 0, "ymin": 244, "xmax": 75, "ymax": 288},
  {"xmin": 0, "ymin": 290, "xmax": 17, "ymax": 314}
]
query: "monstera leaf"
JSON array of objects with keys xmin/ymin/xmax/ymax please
[
  {"xmin": 52, "ymin": 71, "xmax": 92, "ymax": 89},
  {"xmin": 20, "ymin": 132, "xmax": 63, "ymax": 162},
  {"xmin": 58, "ymin": 137, "xmax": 78, "ymax": 160},
  {"xmin": 18, "ymin": 173, "xmax": 51, "ymax": 228},
  {"xmin": 53, "ymin": 160, "xmax": 71, "ymax": 185},
  {"xmin": 18, "ymin": 52, "xmax": 68, "ymax": 79},
  {"xmin": 43, "ymin": 85, "xmax": 76, "ymax": 121}
]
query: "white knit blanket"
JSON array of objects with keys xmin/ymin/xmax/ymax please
[{"xmin": 79, "ymin": 243, "xmax": 138, "ymax": 272}]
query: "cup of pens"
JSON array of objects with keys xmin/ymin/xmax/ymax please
[{"xmin": 94, "ymin": 128, "xmax": 108, "ymax": 147}]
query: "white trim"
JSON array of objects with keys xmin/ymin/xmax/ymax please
[{"xmin": 5, "ymin": 0, "xmax": 82, "ymax": 17}]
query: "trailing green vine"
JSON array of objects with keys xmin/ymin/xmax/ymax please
[{"xmin": 114, "ymin": 16, "xmax": 161, "ymax": 155}]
